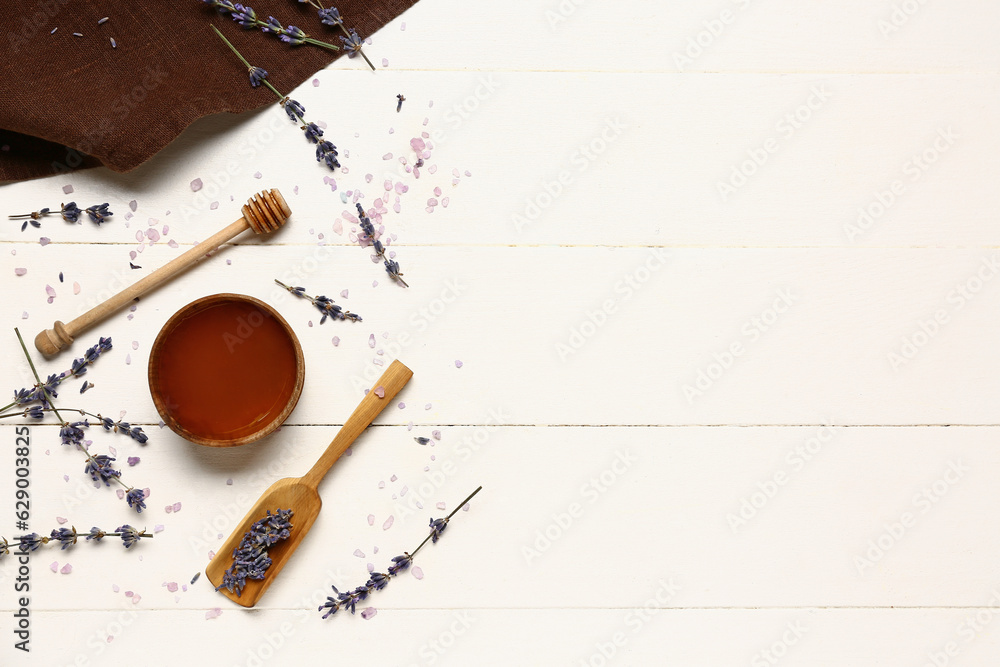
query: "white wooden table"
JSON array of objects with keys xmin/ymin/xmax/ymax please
[{"xmin": 3, "ymin": 1, "xmax": 1000, "ymax": 664}]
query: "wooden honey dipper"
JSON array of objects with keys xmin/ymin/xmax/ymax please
[{"xmin": 35, "ymin": 189, "xmax": 291, "ymax": 358}]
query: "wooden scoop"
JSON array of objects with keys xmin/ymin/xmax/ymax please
[
  {"xmin": 206, "ymin": 360, "xmax": 413, "ymax": 607},
  {"xmin": 35, "ymin": 189, "xmax": 291, "ymax": 358}
]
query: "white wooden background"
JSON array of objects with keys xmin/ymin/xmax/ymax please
[{"xmin": 2, "ymin": 1, "xmax": 1000, "ymax": 664}]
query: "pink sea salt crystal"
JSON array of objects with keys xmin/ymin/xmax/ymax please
[
  {"xmin": 432, "ymin": 430, "xmax": 441, "ymax": 440},
  {"xmin": 254, "ymin": 171, "xmax": 262, "ymax": 179},
  {"xmin": 410, "ymin": 137, "xmax": 425, "ymax": 152},
  {"xmin": 368, "ymin": 334, "xmax": 376, "ymax": 348},
  {"xmin": 206, "ymin": 608, "xmax": 222, "ymax": 620},
  {"xmin": 73, "ymin": 282, "xmax": 81, "ymax": 294},
  {"xmin": 427, "ymin": 198, "xmax": 438, "ymax": 207},
  {"xmin": 425, "ymin": 403, "xmax": 432, "ymax": 410},
  {"xmin": 129, "ymin": 200, "xmax": 137, "ymax": 212},
  {"xmin": 312, "ymin": 78, "xmax": 320, "ymax": 86},
  {"xmin": 135, "ymin": 230, "xmax": 144, "ymax": 242},
  {"xmin": 455, "ymin": 360, "xmax": 463, "ymax": 368},
  {"xmin": 172, "ymin": 502, "xmax": 182, "ymax": 512},
  {"xmin": 132, "ymin": 594, "xmax": 141, "ymax": 604},
  {"xmin": 332, "ymin": 336, "xmax": 340, "ymax": 346},
  {"xmin": 411, "ymin": 566, "xmax": 424, "ymax": 580},
  {"xmin": 400, "ymin": 486, "xmax": 408, "ymax": 496},
  {"xmin": 45, "ymin": 284, "xmax": 56, "ymax": 298},
  {"xmin": 382, "ymin": 152, "xmax": 393, "ymax": 160},
  {"xmin": 367, "ymin": 514, "xmax": 375, "ymax": 526},
  {"xmin": 398, "ymin": 402, "xmax": 405, "ymax": 409},
  {"xmin": 168, "ymin": 239, "xmax": 179, "ymax": 248},
  {"xmin": 361, "ymin": 607, "xmax": 377, "ymax": 620},
  {"xmin": 14, "ymin": 268, "xmax": 26, "ymax": 276},
  {"xmin": 433, "ymin": 186, "xmax": 442, "ymax": 197},
  {"xmin": 390, "ymin": 474, "xmax": 397, "ymax": 482},
  {"xmin": 436, "ymin": 502, "xmax": 446, "ymax": 510},
  {"xmin": 132, "ymin": 340, "xmax": 139, "ymax": 349},
  {"xmin": 128, "ymin": 456, "xmax": 140, "ymax": 466},
  {"xmin": 125, "ymin": 354, "xmax": 131, "ymax": 365},
  {"xmin": 442, "ymin": 197, "xmax": 450, "ymax": 208},
  {"xmin": 333, "ymin": 220, "xmax": 343, "ymax": 235},
  {"xmin": 354, "ymin": 548, "xmax": 365, "ymax": 558},
  {"xmin": 373, "ymin": 358, "xmax": 383, "ymax": 367},
  {"xmin": 374, "ymin": 386, "xmax": 385, "ymax": 398},
  {"xmin": 190, "ymin": 178, "xmax": 203, "ymax": 192},
  {"xmin": 378, "ymin": 481, "xmax": 385, "ymax": 489},
  {"xmin": 57, "ymin": 516, "xmax": 67, "ymax": 524},
  {"xmin": 340, "ymin": 289, "xmax": 348, "ymax": 298},
  {"xmin": 381, "ymin": 57, "xmax": 388, "ymax": 67},
  {"xmin": 146, "ymin": 228, "xmax": 160, "ymax": 242},
  {"xmin": 400, "ymin": 21, "xmax": 405, "ymax": 30},
  {"xmin": 382, "ymin": 515, "xmax": 394, "ymax": 530},
  {"xmin": 63, "ymin": 184, "xmax": 74, "ymax": 194},
  {"xmin": 50, "ymin": 561, "xmax": 59, "ymax": 573},
  {"xmin": 210, "ymin": 201, "xmax": 219, "ymax": 210},
  {"xmin": 166, "ymin": 582, "xmax": 178, "ymax": 592},
  {"xmin": 40, "ymin": 237, "xmax": 50, "ymax": 246}
]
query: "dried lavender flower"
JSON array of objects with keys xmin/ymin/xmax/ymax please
[
  {"xmin": 316, "ymin": 6, "xmax": 374, "ymax": 70},
  {"xmin": 318, "ymin": 7, "xmax": 342, "ymax": 26},
  {"xmin": 283, "ymin": 97, "xmax": 306, "ymax": 121},
  {"xmin": 2, "ymin": 330, "xmax": 149, "ymax": 515},
  {"xmin": 248, "ymin": 65, "xmax": 268, "ymax": 87},
  {"xmin": 0, "ymin": 526, "xmax": 151, "ymax": 560},
  {"xmin": 85, "ymin": 203, "xmax": 112, "ymax": 224},
  {"xmin": 319, "ymin": 486, "xmax": 482, "ymax": 619},
  {"xmin": 9, "ymin": 201, "xmax": 111, "ymax": 229},
  {"xmin": 303, "ymin": 122, "xmax": 324, "ymax": 143},
  {"xmin": 85, "ymin": 454, "xmax": 121, "ymax": 485},
  {"xmin": 216, "ymin": 509, "xmax": 294, "ymax": 597},
  {"xmin": 275, "ymin": 280, "xmax": 361, "ymax": 323},
  {"xmin": 396, "ymin": 94, "xmax": 405, "ymax": 112},
  {"xmin": 355, "ymin": 203, "xmax": 408, "ymax": 287},
  {"xmin": 202, "ymin": 0, "xmax": 340, "ymax": 51},
  {"xmin": 126, "ymin": 488, "xmax": 147, "ymax": 513}
]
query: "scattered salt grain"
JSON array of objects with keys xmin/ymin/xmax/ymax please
[
  {"xmin": 57, "ymin": 516, "xmax": 67, "ymax": 524},
  {"xmin": 129, "ymin": 200, "xmax": 137, "ymax": 212},
  {"xmin": 374, "ymin": 386, "xmax": 385, "ymax": 398},
  {"xmin": 400, "ymin": 21, "xmax": 405, "ymax": 30},
  {"xmin": 62, "ymin": 184, "xmax": 74, "ymax": 194},
  {"xmin": 382, "ymin": 152, "xmax": 393, "ymax": 160},
  {"xmin": 226, "ymin": 478, "xmax": 233, "ymax": 485},
  {"xmin": 368, "ymin": 334, "xmax": 376, "ymax": 348},
  {"xmin": 254, "ymin": 171, "xmax": 262, "ymax": 179},
  {"xmin": 73, "ymin": 282, "xmax": 81, "ymax": 295},
  {"xmin": 210, "ymin": 201, "xmax": 219, "ymax": 210},
  {"xmin": 190, "ymin": 178, "xmax": 203, "ymax": 192},
  {"xmin": 425, "ymin": 403, "xmax": 432, "ymax": 410},
  {"xmin": 125, "ymin": 354, "xmax": 131, "ymax": 365},
  {"xmin": 128, "ymin": 456, "xmax": 140, "ymax": 466},
  {"xmin": 411, "ymin": 566, "xmax": 423, "ymax": 580},
  {"xmin": 397, "ymin": 402, "xmax": 405, "ymax": 409},
  {"xmin": 332, "ymin": 336, "xmax": 340, "ymax": 346},
  {"xmin": 205, "ymin": 608, "xmax": 223, "ymax": 620},
  {"xmin": 361, "ymin": 607, "xmax": 377, "ymax": 620},
  {"xmin": 40, "ymin": 237, "xmax": 50, "ymax": 246},
  {"xmin": 312, "ymin": 78, "xmax": 320, "ymax": 86},
  {"xmin": 390, "ymin": 474, "xmax": 397, "ymax": 482},
  {"xmin": 14, "ymin": 268, "xmax": 26, "ymax": 276},
  {"xmin": 353, "ymin": 549, "xmax": 365, "ymax": 558},
  {"xmin": 340, "ymin": 289, "xmax": 348, "ymax": 298},
  {"xmin": 166, "ymin": 582, "xmax": 178, "ymax": 592},
  {"xmin": 382, "ymin": 515, "xmax": 394, "ymax": 530},
  {"xmin": 436, "ymin": 502, "xmax": 446, "ymax": 510},
  {"xmin": 50, "ymin": 562, "xmax": 58, "ymax": 573},
  {"xmin": 432, "ymin": 430, "xmax": 441, "ymax": 440},
  {"xmin": 455, "ymin": 360, "xmax": 463, "ymax": 368},
  {"xmin": 367, "ymin": 514, "xmax": 375, "ymax": 525}
]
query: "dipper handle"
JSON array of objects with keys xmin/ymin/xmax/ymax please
[{"xmin": 34, "ymin": 189, "xmax": 290, "ymax": 358}]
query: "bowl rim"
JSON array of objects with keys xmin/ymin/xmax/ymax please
[{"xmin": 147, "ymin": 292, "xmax": 305, "ymax": 447}]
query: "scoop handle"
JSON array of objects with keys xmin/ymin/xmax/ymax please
[{"xmin": 300, "ymin": 360, "xmax": 413, "ymax": 489}]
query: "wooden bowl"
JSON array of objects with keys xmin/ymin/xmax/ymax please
[{"xmin": 148, "ymin": 293, "xmax": 305, "ymax": 447}]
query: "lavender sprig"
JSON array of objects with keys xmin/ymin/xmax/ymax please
[
  {"xmin": 216, "ymin": 509, "xmax": 294, "ymax": 597},
  {"xmin": 355, "ymin": 203, "xmax": 408, "ymax": 287},
  {"xmin": 313, "ymin": 4, "xmax": 375, "ymax": 70},
  {"xmin": 211, "ymin": 25, "xmax": 341, "ymax": 171},
  {"xmin": 318, "ymin": 486, "xmax": 482, "ymax": 619},
  {"xmin": 8, "ymin": 202, "xmax": 110, "ymax": 231},
  {"xmin": 9, "ymin": 329, "xmax": 149, "ymax": 514},
  {"xmin": 274, "ymin": 279, "xmax": 361, "ymax": 323},
  {"xmin": 4, "ymin": 336, "xmax": 112, "ymax": 414},
  {"xmin": 0, "ymin": 526, "xmax": 152, "ymax": 560},
  {"xmin": 201, "ymin": 0, "xmax": 340, "ymax": 51}
]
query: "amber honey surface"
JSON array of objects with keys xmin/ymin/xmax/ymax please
[{"xmin": 153, "ymin": 299, "xmax": 298, "ymax": 442}]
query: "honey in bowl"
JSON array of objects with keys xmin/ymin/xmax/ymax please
[{"xmin": 148, "ymin": 294, "xmax": 304, "ymax": 446}]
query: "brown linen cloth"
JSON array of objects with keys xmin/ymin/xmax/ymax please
[{"xmin": 0, "ymin": 0, "xmax": 416, "ymax": 182}]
